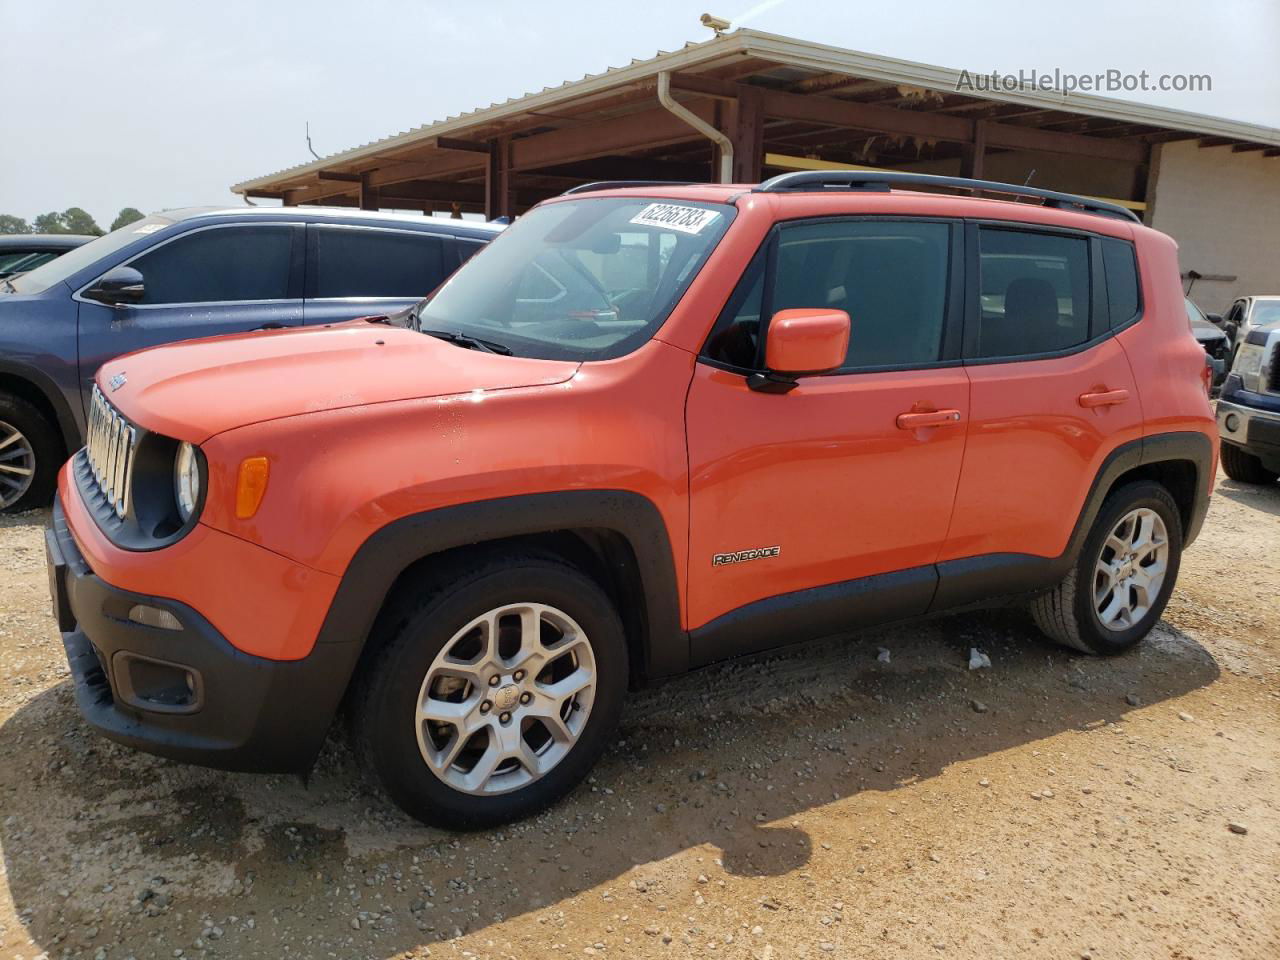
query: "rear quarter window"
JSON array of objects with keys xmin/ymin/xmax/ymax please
[{"xmin": 1101, "ymin": 238, "xmax": 1140, "ymax": 327}]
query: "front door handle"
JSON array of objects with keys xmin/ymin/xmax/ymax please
[
  {"xmin": 1078, "ymin": 388, "xmax": 1130, "ymax": 408},
  {"xmin": 896, "ymin": 409, "xmax": 963, "ymax": 430}
]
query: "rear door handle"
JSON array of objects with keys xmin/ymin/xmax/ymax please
[
  {"xmin": 1078, "ymin": 388, "xmax": 1130, "ymax": 408},
  {"xmin": 896, "ymin": 409, "xmax": 963, "ymax": 430}
]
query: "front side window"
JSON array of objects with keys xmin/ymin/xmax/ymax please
[
  {"xmin": 128, "ymin": 226, "xmax": 293, "ymax": 305},
  {"xmin": 416, "ymin": 197, "xmax": 734, "ymax": 361},
  {"xmin": 313, "ymin": 227, "xmax": 444, "ymax": 299},
  {"xmin": 974, "ymin": 228, "xmax": 1090, "ymax": 358},
  {"xmin": 704, "ymin": 219, "xmax": 951, "ymax": 371}
]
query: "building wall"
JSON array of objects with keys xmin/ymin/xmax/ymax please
[
  {"xmin": 897, "ymin": 150, "xmax": 1139, "ymax": 202},
  {"xmin": 1150, "ymin": 140, "xmax": 1280, "ymax": 314}
]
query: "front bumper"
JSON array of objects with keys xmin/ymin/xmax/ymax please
[
  {"xmin": 46, "ymin": 496, "xmax": 360, "ymax": 772},
  {"xmin": 1218, "ymin": 394, "xmax": 1280, "ymax": 471}
]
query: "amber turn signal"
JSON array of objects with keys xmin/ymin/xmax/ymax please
[{"xmin": 235, "ymin": 457, "xmax": 270, "ymax": 519}]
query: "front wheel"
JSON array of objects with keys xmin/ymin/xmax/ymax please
[
  {"xmin": 0, "ymin": 394, "xmax": 62, "ymax": 513},
  {"xmin": 352, "ymin": 553, "xmax": 628, "ymax": 830},
  {"xmin": 1031, "ymin": 481, "xmax": 1183, "ymax": 655}
]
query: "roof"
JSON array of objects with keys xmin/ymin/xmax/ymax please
[
  {"xmin": 0, "ymin": 234, "xmax": 95, "ymax": 249},
  {"xmin": 234, "ymin": 28, "xmax": 1280, "ymax": 196}
]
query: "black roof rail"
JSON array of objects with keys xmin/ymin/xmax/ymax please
[
  {"xmin": 753, "ymin": 170, "xmax": 1142, "ymax": 223},
  {"xmin": 562, "ymin": 180, "xmax": 700, "ymax": 195}
]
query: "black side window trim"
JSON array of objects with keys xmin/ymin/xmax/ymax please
[{"xmin": 698, "ymin": 214, "xmax": 966, "ymax": 377}]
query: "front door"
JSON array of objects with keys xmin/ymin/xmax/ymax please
[
  {"xmin": 76, "ymin": 223, "xmax": 303, "ymax": 407},
  {"xmin": 686, "ymin": 217, "xmax": 969, "ymax": 664}
]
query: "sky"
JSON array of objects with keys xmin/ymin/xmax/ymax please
[{"xmin": 2, "ymin": 0, "xmax": 1277, "ymax": 229}]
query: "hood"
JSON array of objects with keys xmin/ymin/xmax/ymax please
[
  {"xmin": 1190, "ymin": 317, "xmax": 1226, "ymax": 341},
  {"xmin": 99, "ymin": 321, "xmax": 579, "ymax": 443}
]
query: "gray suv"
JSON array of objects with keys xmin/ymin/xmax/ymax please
[{"xmin": 0, "ymin": 207, "xmax": 502, "ymax": 511}]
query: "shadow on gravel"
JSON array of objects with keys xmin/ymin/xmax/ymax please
[
  {"xmin": 0, "ymin": 607, "xmax": 1220, "ymax": 958},
  {"xmin": 1215, "ymin": 477, "xmax": 1280, "ymax": 517}
]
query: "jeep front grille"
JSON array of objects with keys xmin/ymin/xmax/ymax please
[{"xmin": 86, "ymin": 385, "xmax": 137, "ymax": 519}]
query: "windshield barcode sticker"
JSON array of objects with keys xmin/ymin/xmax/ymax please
[{"xmin": 629, "ymin": 203, "xmax": 720, "ymax": 235}]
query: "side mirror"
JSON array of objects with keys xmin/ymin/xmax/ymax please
[
  {"xmin": 749, "ymin": 308, "xmax": 850, "ymax": 393},
  {"xmin": 85, "ymin": 266, "xmax": 145, "ymax": 306},
  {"xmin": 1205, "ymin": 312, "xmax": 1224, "ymax": 326}
]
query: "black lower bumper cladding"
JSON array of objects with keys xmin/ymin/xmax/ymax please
[{"xmin": 46, "ymin": 496, "xmax": 358, "ymax": 773}]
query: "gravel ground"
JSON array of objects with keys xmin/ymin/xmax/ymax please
[{"xmin": 1, "ymin": 470, "xmax": 1277, "ymax": 960}]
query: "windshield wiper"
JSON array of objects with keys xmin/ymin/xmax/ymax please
[
  {"xmin": 1, "ymin": 277, "xmax": 15, "ymax": 293},
  {"xmin": 421, "ymin": 329, "xmax": 513, "ymax": 356}
]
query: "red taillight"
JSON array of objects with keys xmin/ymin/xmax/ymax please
[{"xmin": 1200, "ymin": 355, "xmax": 1213, "ymax": 397}]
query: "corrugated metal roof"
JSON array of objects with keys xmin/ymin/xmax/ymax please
[{"xmin": 233, "ymin": 29, "xmax": 1280, "ymax": 193}]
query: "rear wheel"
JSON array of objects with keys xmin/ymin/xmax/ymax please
[
  {"xmin": 1031, "ymin": 481, "xmax": 1183, "ymax": 655},
  {"xmin": 352, "ymin": 553, "xmax": 627, "ymax": 830},
  {"xmin": 1220, "ymin": 442, "xmax": 1279, "ymax": 485},
  {"xmin": 0, "ymin": 394, "xmax": 61, "ymax": 513}
]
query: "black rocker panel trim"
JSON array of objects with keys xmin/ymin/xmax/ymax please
[
  {"xmin": 315, "ymin": 490, "xmax": 687, "ymax": 681},
  {"xmin": 689, "ymin": 566, "xmax": 937, "ymax": 668}
]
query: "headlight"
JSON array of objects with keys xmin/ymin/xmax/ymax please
[
  {"xmin": 1232, "ymin": 342, "xmax": 1266, "ymax": 392},
  {"xmin": 174, "ymin": 442, "xmax": 202, "ymax": 522}
]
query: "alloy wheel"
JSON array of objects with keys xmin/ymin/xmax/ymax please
[
  {"xmin": 415, "ymin": 602, "xmax": 596, "ymax": 796},
  {"xmin": 1093, "ymin": 507, "xmax": 1169, "ymax": 632},
  {"xmin": 0, "ymin": 420, "xmax": 36, "ymax": 509}
]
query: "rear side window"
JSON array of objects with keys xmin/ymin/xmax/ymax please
[
  {"xmin": 457, "ymin": 238, "xmax": 486, "ymax": 264},
  {"xmin": 312, "ymin": 227, "xmax": 445, "ymax": 299},
  {"xmin": 1101, "ymin": 238, "xmax": 1140, "ymax": 327},
  {"xmin": 974, "ymin": 228, "xmax": 1090, "ymax": 358},
  {"xmin": 130, "ymin": 226, "xmax": 293, "ymax": 305},
  {"xmin": 704, "ymin": 219, "xmax": 951, "ymax": 370}
]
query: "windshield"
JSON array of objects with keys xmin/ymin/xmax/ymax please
[
  {"xmin": 1251, "ymin": 300, "xmax": 1280, "ymax": 327},
  {"xmin": 415, "ymin": 197, "xmax": 735, "ymax": 360},
  {"xmin": 8, "ymin": 215, "xmax": 174, "ymax": 294},
  {"xmin": 1185, "ymin": 298, "xmax": 1212, "ymax": 328}
]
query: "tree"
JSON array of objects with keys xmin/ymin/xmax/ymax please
[
  {"xmin": 110, "ymin": 207, "xmax": 145, "ymax": 231},
  {"xmin": 29, "ymin": 208, "xmax": 105, "ymax": 236},
  {"xmin": 60, "ymin": 207, "xmax": 103, "ymax": 236},
  {"xmin": 0, "ymin": 215, "xmax": 30, "ymax": 235},
  {"xmin": 32, "ymin": 212, "xmax": 65, "ymax": 233}
]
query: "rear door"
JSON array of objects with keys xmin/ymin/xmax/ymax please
[
  {"xmin": 76, "ymin": 222, "xmax": 303, "ymax": 403},
  {"xmin": 934, "ymin": 222, "xmax": 1143, "ymax": 603},
  {"xmin": 302, "ymin": 224, "xmax": 450, "ymax": 324}
]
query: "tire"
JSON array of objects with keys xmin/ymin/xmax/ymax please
[
  {"xmin": 1220, "ymin": 442, "xmax": 1279, "ymax": 485},
  {"xmin": 1031, "ymin": 481, "xmax": 1183, "ymax": 655},
  {"xmin": 0, "ymin": 393, "xmax": 62, "ymax": 514},
  {"xmin": 351, "ymin": 551, "xmax": 628, "ymax": 830}
]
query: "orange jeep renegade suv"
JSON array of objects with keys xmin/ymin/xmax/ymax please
[{"xmin": 46, "ymin": 172, "xmax": 1216, "ymax": 829}]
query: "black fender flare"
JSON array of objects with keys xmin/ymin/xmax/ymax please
[
  {"xmin": 0, "ymin": 357, "xmax": 81, "ymax": 452},
  {"xmin": 931, "ymin": 430, "xmax": 1214, "ymax": 610},
  {"xmin": 313, "ymin": 489, "xmax": 688, "ymax": 684}
]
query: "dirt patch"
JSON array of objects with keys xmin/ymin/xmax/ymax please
[{"xmin": 1, "ymin": 473, "xmax": 1277, "ymax": 959}]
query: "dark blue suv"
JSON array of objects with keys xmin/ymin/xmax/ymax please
[{"xmin": 0, "ymin": 207, "xmax": 503, "ymax": 512}]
